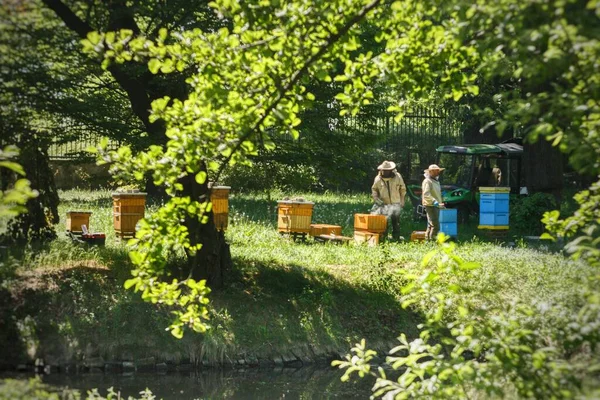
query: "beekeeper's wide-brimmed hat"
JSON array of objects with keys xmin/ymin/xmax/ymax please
[
  {"xmin": 424, "ymin": 164, "xmax": 446, "ymax": 172},
  {"xmin": 377, "ymin": 160, "xmax": 396, "ymax": 171}
]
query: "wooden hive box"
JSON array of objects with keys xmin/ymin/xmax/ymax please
[
  {"xmin": 309, "ymin": 224, "xmax": 342, "ymax": 237},
  {"xmin": 277, "ymin": 200, "xmax": 314, "ymax": 234},
  {"xmin": 354, "ymin": 214, "xmax": 387, "ymax": 233},
  {"xmin": 210, "ymin": 185, "xmax": 231, "ymax": 231},
  {"xmin": 354, "ymin": 230, "xmax": 381, "ymax": 246},
  {"xmin": 66, "ymin": 211, "xmax": 92, "ymax": 233},
  {"xmin": 112, "ymin": 191, "xmax": 147, "ymax": 239},
  {"xmin": 410, "ymin": 230, "xmax": 427, "ymax": 242}
]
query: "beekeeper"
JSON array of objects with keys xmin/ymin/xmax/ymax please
[
  {"xmin": 422, "ymin": 164, "xmax": 446, "ymax": 241},
  {"xmin": 371, "ymin": 160, "xmax": 407, "ymax": 241}
]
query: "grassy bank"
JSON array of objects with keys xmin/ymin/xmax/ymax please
[{"xmin": 0, "ymin": 189, "xmax": 595, "ymax": 375}]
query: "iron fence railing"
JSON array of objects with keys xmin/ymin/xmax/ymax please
[
  {"xmin": 342, "ymin": 105, "xmax": 463, "ymax": 181},
  {"xmin": 48, "ymin": 134, "xmax": 121, "ymax": 161}
]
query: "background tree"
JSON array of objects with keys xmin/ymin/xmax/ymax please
[
  {"xmin": 0, "ymin": 146, "xmax": 38, "ymax": 236},
  {"xmin": 0, "ymin": 1, "xmax": 147, "ymax": 241}
]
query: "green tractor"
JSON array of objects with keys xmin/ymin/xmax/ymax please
[{"xmin": 406, "ymin": 140, "xmax": 523, "ymax": 222}]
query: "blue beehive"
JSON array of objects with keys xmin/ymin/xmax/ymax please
[
  {"xmin": 479, "ymin": 212, "xmax": 509, "ymax": 226},
  {"xmin": 480, "ymin": 192, "xmax": 509, "ymax": 213},
  {"xmin": 478, "ymin": 187, "xmax": 510, "ymax": 229},
  {"xmin": 439, "ymin": 209, "xmax": 457, "ymax": 237}
]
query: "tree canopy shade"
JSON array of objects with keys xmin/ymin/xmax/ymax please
[
  {"xmin": 0, "ymin": 2, "xmax": 146, "ymax": 151},
  {"xmin": 0, "ymin": 0, "xmax": 227, "ymax": 239}
]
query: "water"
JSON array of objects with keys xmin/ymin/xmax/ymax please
[{"xmin": 7, "ymin": 367, "xmax": 375, "ymax": 399}]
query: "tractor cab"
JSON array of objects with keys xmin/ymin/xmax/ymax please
[{"xmin": 406, "ymin": 140, "xmax": 523, "ymax": 221}]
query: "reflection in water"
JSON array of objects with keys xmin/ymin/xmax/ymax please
[{"xmin": 37, "ymin": 366, "xmax": 374, "ymax": 399}]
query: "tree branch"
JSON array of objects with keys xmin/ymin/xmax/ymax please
[
  {"xmin": 40, "ymin": 0, "xmax": 93, "ymax": 38},
  {"xmin": 213, "ymin": 0, "xmax": 383, "ymax": 183},
  {"xmin": 41, "ymin": 0, "xmax": 163, "ymax": 140}
]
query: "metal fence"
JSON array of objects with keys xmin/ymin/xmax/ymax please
[
  {"xmin": 48, "ymin": 106, "xmax": 462, "ymax": 177},
  {"xmin": 342, "ymin": 105, "xmax": 463, "ymax": 181},
  {"xmin": 48, "ymin": 134, "xmax": 121, "ymax": 161}
]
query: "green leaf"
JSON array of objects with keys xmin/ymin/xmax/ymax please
[
  {"xmin": 86, "ymin": 146, "xmax": 98, "ymax": 154},
  {"xmin": 0, "ymin": 161, "xmax": 25, "ymax": 175},
  {"xmin": 129, "ymin": 251, "xmax": 143, "ymax": 265},
  {"xmin": 148, "ymin": 58, "xmax": 161, "ymax": 74},
  {"xmin": 170, "ymin": 325, "xmax": 184, "ymax": 339},
  {"xmin": 421, "ymin": 250, "xmax": 435, "ymax": 266},
  {"xmin": 195, "ymin": 171, "xmax": 207, "ymax": 184},
  {"xmin": 315, "ymin": 69, "xmax": 330, "ymax": 82},
  {"xmin": 86, "ymin": 31, "xmax": 102, "ymax": 46},
  {"xmin": 124, "ymin": 278, "xmax": 137, "ymax": 290},
  {"xmin": 158, "ymin": 28, "xmax": 168, "ymax": 41},
  {"xmin": 452, "ymin": 89, "xmax": 464, "ymax": 101},
  {"xmin": 99, "ymin": 137, "xmax": 109, "ymax": 149},
  {"xmin": 539, "ymin": 232, "xmax": 556, "ymax": 241}
]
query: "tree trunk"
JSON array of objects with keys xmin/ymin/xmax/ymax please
[
  {"xmin": 2, "ymin": 136, "xmax": 59, "ymax": 244},
  {"xmin": 42, "ymin": 0, "xmax": 232, "ymax": 286},
  {"xmin": 179, "ymin": 166, "xmax": 231, "ymax": 289}
]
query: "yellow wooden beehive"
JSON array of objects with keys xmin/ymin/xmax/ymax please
[
  {"xmin": 66, "ymin": 211, "xmax": 92, "ymax": 233},
  {"xmin": 410, "ymin": 230, "xmax": 427, "ymax": 242},
  {"xmin": 112, "ymin": 191, "xmax": 147, "ymax": 239},
  {"xmin": 354, "ymin": 214, "xmax": 387, "ymax": 233},
  {"xmin": 354, "ymin": 230, "xmax": 381, "ymax": 246},
  {"xmin": 277, "ymin": 200, "xmax": 314, "ymax": 234},
  {"xmin": 309, "ymin": 224, "xmax": 342, "ymax": 237},
  {"xmin": 210, "ymin": 186, "xmax": 230, "ymax": 231}
]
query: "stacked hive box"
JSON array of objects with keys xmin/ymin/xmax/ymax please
[
  {"xmin": 112, "ymin": 191, "xmax": 147, "ymax": 239},
  {"xmin": 210, "ymin": 186, "xmax": 230, "ymax": 231},
  {"xmin": 439, "ymin": 208, "xmax": 458, "ymax": 237},
  {"xmin": 353, "ymin": 214, "xmax": 387, "ymax": 246},
  {"xmin": 478, "ymin": 187, "xmax": 510, "ymax": 238},
  {"xmin": 277, "ymin": 200, "xmax": 314, "ymax": 236}
]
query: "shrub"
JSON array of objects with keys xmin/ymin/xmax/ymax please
[
  {"xmin": 220, "ymin": 161, "xmax": 321, "ymax": 193},
  {"xmin": 510, "ymin": 192, "xmax": 557, "ymax": 235}
]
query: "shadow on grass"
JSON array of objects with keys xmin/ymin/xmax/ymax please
[
  {"xmin": 214, "ymin": 255, "xmax": 422, "ymax": 356},
  {"xmin": 1, "ymin": 243, "xmax": 422, "ymax": 369},
  {"xmin": 0, "ymin": 262, "xmax": 178, "ymax": 369}
]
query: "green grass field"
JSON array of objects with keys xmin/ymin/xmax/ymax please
[{"xmin": 1, "ymin": 189, "xmax": 596, "ymax": 385}]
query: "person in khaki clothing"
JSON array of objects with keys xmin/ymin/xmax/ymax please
[
  {"xmin": 371, "ymin": 160, "xmax": 407, "ymax": 241},
  {"xmin": 422, "ymin": 164, "xmax": 446, "ymax": 241}
]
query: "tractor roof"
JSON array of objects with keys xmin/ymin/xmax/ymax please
[{"xmin": 436, "ymin": 143, "xmax": 523, "ymax": 156}]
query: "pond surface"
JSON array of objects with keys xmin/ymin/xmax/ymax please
[{"xmin": 11, "ymin": 366, "xmax": 375, "ymax": 399}]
